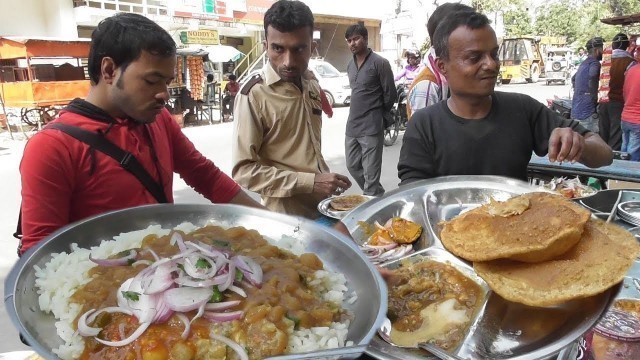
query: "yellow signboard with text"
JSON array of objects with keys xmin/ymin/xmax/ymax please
[{"xmin": 180, "ymin": 30, "xmax": 220, "ymax": 45}]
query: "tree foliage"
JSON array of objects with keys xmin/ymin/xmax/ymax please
[
  {"xmin": 503, "ymin": 8, "xmax": 534, "ymax": 37},
  {"xmin": 535, "ymin": 2, "xmax": 580, "ymax": 44}
]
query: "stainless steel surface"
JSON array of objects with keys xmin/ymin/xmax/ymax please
[
  {"xmin": 607, "ymin": 192, "xmax": 624, "ymax": 223},
  {"xmin": 317, "ymin": 195, "xmax": 375, "ymax": 220},
  {"xmin": 376, "ymin": 248, "xmax": 489, "ymax": 360},
  {"xmin": 378, "ymin": 318, "xmax": 465, "ymax": 360},
  {"xmin": 617, "ymin": 201, "xmax": 640, "ymax": 226},
  {"xmin": 579, "ymin": 189, "xmax": 640, "ymax": 214},
  {"xmin": 342, "ymin": 176, "xmax": 620, "ymax": 360},
  {"xmin": 4, "ymin": 204, "xmax": 388, "ymax": 360}
]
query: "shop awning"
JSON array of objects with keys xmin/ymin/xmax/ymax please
[
  {"xmin": 600, "ymin": 13, "xmax": 640, "ymax": 26},
  {"xmin": 201, "ymin": 45, "xmax": 245, "ymax": 63}
]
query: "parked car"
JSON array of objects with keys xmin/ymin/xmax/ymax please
[
  {"xmin": 545, "ymin": 47, "xmax": 574, "ymax": 85},
  {"xmin": 308, "ymin": 58, "xmax": 351, "ymax": 107}
]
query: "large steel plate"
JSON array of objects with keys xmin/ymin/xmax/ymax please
[
  {"xmin": 4, "ymin": 204, "xmax": 387, "ymax": 360},
  {"xmin": 343, "ymin": 176, "xmax": 620, "ymax": 360}
]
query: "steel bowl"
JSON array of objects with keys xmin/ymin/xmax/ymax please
[
  {"xmin": 342, "ymin": 175, "xmax": 620, "ymax": 360},
  {"xmin": 4, "ymin": 204, "xmax": 387, "ymax": 360}
]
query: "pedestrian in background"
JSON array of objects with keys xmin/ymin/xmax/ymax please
[
  {"xmin": 621, "ymin": 59, "xmax": 640, "ymax": 161},
  {"xmin": 344, "ymin": 23, "xmax": 396, "ymax": 196},
  {"xmin": 406, "ymin": 2, "xmax": 474, "ymax": 119},
  {"xmin": 571, "ymin": 37, "xmax": 603, "ymax": 133},
  {"xmin": 597, "ymin": 33, "xmax": 637, "ymax": 151}
]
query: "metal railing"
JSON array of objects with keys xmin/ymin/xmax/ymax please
[
  {"xmin": 72, "ymin": 0, "xmax": 168, "ymax": 16},
  {"xmin": 237, "ymin": 41, "xmax": 267, "ymax": 83}
]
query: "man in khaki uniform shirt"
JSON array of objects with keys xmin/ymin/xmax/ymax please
[{"xmin": 232, "ymin": 0, "xmax": 351, "ymax": 220}]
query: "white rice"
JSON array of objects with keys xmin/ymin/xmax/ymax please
[{"xmin": 34, "ymin": 223, "xmax": 354, "ymax": 359}]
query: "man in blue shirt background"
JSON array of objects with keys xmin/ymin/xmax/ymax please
[{"xmin": 572, "ymin": 37, "xmax": 604, "ymax": 133}]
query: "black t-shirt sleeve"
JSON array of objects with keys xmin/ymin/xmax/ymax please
[
  {"xmin": 398, "ymin": 109, "xmax": 436, "ymax": 185},
  {"xmin": 526, "ymin": 94, "xmax": 589, "ymax": 156}
]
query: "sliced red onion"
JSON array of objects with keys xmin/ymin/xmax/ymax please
[
  {"xmin": 362, "ymin": 243, "xmax": 398, "ymax": 251},
  {"xmin": 142, "ymin": 248, "xmax": 160, "ymax": 262},
  {"xmin": 219, "ymin": 262, "xmax": 236, "ymax": 291},
  {"xmin": 228, "ymin": 285, "xmax": 247, "ymax": 298},
  {"xmin": 86, "ymin": 306, "xmax": 133, "ymax": 324},
  {"xmin": 151, "ymin": 248, "xmax": 197, "ymax": 268},
  {"xmin": 205, "ymin": 300, "xmax": 241, "ymax": 311},
  {"xmin": 89, "ymin": 249, "xmax": 137, "ymax": 267},
  {"xmin": 77, "ymin": 309, "xmax": 101, "ymax": 337},
  {"xmin": 96, "ymin": 321, "xmax": 151, "ymax": 347},
  {"xmin": 175, "ymin": 313, "xmax": 190, "ymax": 339},
  {"xmin": 141, "ymin": 263, "xmax": 175, "ymax": 295},
  {"xmin": 117, "ymin": 278, "xmax": 159, "ymax": 324},
  {"xmin": 153, "ymin": 296, "xmax": 174, "ymax": 324},
  {"xmin": 191, "ymin": 301, "xmax": 206, "ymax": 324},
  {"xmin": 209, "ymin": 333, "xmax": 249, "ymax": 360},
  {"xmin": 131, "ymin": 260, "xmax": 153, "ymax": 267},
  {"xmin": 170, "ymin": 232, "xmax": 187, "ymax": 252},
  {"xmin": 163, "ymin": 287, "xmax": 213, "ymax": 313},
  {"xmin": 186, "ymin": 241, "xmax": 228, "ymax": 260},
  {"xmin": 183, "ymin": 255, "xmax": 217, "ymax": 280},
  {"xmin": 203, "ymin": 310, "xmax": 244, "ymax": 323},
  {"xmin": 233, "ymin": 256, "xmax": 263, "ymax": 287},
  {"xmin": 174, "ymin": 273, "xmax": 226, "ymax": 288}
]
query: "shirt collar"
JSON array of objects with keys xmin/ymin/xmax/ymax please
[
  {"xmin": 263, "ymin": 61, "xmax": 311, "ymax": 91},
  {"xmin": 263, "ymin": 62, "xmax": 282, "ymax": 86}
]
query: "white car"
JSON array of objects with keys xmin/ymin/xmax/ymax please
[{"xmin": 308, "ymin": 58, "xmax": 351, "ymax": 107}]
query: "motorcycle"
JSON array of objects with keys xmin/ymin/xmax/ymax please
[{"xmin": 384, "ymin": 83, "xmax": 409, "ymax": 146}]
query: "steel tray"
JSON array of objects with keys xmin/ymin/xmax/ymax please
[
  {"xmin": 343, "ymin": 176, "xmax": 620, "ymax": 360},
  {"xmin": 4, "ymin": 204, "xmax": 388, "ymax": 360}
]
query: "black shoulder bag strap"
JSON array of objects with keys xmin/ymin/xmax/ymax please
[
  {"xmin": 47, "ymin": 122, "xmax": 169, "ymax": 203},
  {"xmin": 14, "ymin": 123, "xmax": 169, "ymax": 249}
]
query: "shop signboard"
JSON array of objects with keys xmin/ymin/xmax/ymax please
[{"xmin": 180, "ymin": 30, "xmax": 220, "ymax": 45}]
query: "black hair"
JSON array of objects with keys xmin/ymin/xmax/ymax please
[
  {"xmin": 228, "ymin": 74, "xmax": 237, "ymax": 81},
  {"xmin": 206, "ymin": 73, "xmax": 214, "ymax": 82},
  {"xmin": 433, "ymin": 10, "xmax": 491, "ymax": 60},
  {"xmin": 345, "ymin": 24, "xmax": 368, "ymax": 39},
  {"xmin": 264, "ymin": 0, "xmax": 314, "ymax": 38},
  {"xmin": 612, "ymin": 33, "xmax": 630, "ymax": 50},
  {"xmin": 88, "ymin": 13, "xmax": 176, "ymax": 84},
  {"xmin": 586, "ymin": 37, "xmax": 604, "ymax": 55},
  {"xmin": 427, "ymin": 3, "xmax": 474, "ymax": 40}
]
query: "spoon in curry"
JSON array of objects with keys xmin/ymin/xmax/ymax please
[{"xmin": 377, "ymin": 318, "xmax": 466, "ymax": 360}]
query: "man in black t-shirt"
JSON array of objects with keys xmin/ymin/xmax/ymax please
[{"xmin": 398, "ymin": 10, "xmax": 613, "ymax": 185}]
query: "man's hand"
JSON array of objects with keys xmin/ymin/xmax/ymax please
[
  {"xmin": 313, "ymin": 173, "xmax": 352, "ymax": 198},
  {"xmin": 548, "ymin": 128, "xmax": 585, "ymax": 163}
]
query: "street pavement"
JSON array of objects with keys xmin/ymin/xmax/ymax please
[{"xmin": 0, "ymin": 81, "xmax": 570, "ymax": 353}]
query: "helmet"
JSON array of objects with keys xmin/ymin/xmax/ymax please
[{"xmin": 405, "ymin": 49, "xmax": 421, "ymax": 59}]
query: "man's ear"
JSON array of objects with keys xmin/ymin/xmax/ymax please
[
  {"xmin": 101, "ymin": 57, "xmax": 117, "ymax": 85},
  {"xmin": 436, "ymin": 57, "xmax": 446, "ymax": 77},
  {"xmin": 262, "ymin": 40, "xmax": 267, "ymax": 53}
]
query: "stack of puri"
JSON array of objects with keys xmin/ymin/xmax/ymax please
[{"xmin": 440, "ymin": 192, "xmax": 640, "ymax": 307}]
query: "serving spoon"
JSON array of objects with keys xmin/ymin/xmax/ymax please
[{"xmin": 377, "ymin": 318, "xmax": 466, "ymax": 360}]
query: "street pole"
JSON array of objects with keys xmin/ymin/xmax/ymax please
[{"xmin": 0, "ymin": 83, "xmax": 14, "ymax": 140}]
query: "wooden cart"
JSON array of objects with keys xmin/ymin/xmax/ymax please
[{"xmin": 0, "ymin": 37, "xmax": 91, "ymax": 128}]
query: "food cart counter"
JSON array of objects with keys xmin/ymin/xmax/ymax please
[{"xmin": 528, "ymin": 155, "xmax": 640, "ymax": 185}]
